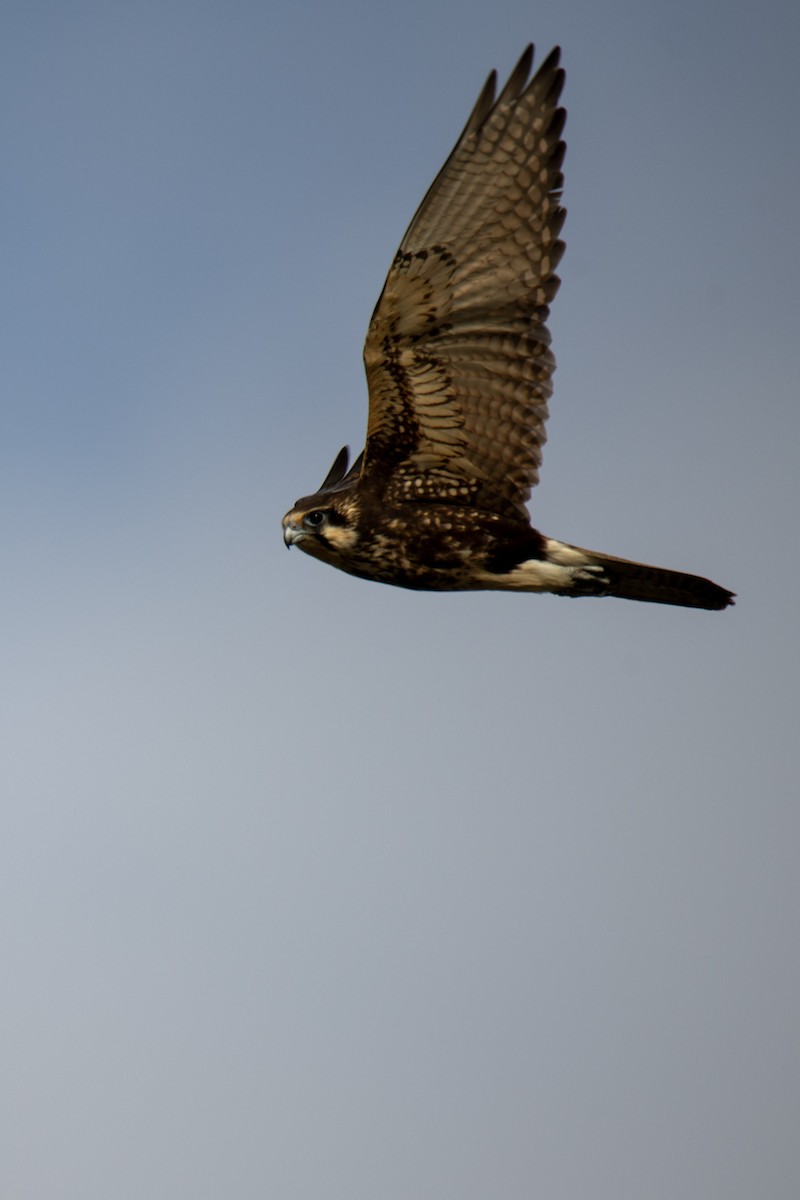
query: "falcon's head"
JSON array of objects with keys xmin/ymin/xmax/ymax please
[{"xmin": 282, "ymin": 447, "xmax": 362, "ymax": 564}]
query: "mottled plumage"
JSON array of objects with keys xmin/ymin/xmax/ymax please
[{"xmin": 282, "ymin": 45, "xmax": 734, "ymax": 611}]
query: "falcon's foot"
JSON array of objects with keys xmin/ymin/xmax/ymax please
[{"xmin": 564, "ymin": 563, "xmax": 610, "ymax": 596}]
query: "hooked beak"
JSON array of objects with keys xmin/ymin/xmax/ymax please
[{"xmin": 282, "ymin": 518, "xmax": 304, "ymax": 548}]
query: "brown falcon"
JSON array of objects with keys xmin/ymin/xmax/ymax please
[{"xmin": 282, "ymin": 45, "xmax": 734, "ymax": 610}]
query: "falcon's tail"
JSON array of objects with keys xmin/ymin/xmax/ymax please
[{"xmin": 571, "ymin": 545, "xmax": 735, "ymax": 610}]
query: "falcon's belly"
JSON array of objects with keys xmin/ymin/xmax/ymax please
[{"xmin": 322, "ymin": 504, "xmax": 550, "ymax": 591}]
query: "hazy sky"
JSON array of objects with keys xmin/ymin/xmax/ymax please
[{"xmin": 2, "ymin": 2, "xmax": 799, "ymax": 1197}]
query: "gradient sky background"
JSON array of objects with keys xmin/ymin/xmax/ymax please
[{"xmin": 3, "ymin": 2, "xmax": 799, "ymax": 1197}]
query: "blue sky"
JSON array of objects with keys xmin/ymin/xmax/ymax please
[{"xmin": 2, "ymin": 1, "xmax": 799, "ymax": 1197}]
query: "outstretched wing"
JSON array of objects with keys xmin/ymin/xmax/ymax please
[{"xmin": 362, "ymin": 45, "xmax": 566, "ymax": 521}]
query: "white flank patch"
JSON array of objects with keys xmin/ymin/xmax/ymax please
[
  {"xmin": 471, "ymin": 559, "xmax": 572, "ymax": 592},
  {"xmin": 471, "ymin": 540, "xmax": 594, "ymax": 593},
  {"xmin": 541, "ymin": 538, "xmax": 591, "ymax": 566}
]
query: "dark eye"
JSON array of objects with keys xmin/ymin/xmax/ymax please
[{"xmin": 303, "ymin": 510, "xmax": 326, "ymax": 529}]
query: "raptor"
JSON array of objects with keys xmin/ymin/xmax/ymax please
[{"xmin": 282, "ymin": 45, "xmax": 734, "ymax": 610}]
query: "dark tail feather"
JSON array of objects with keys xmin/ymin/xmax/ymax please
[{"xmin": 578, "ymin": 547, "xmax": 735, "ymax": 610}]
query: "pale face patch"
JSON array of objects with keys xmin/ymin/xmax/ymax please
[
  {"xmin": 282, "ymin": 506, "xmax": 359, "ymax": 563},
  {"xmin": 321, "ymin": 521, "xmax": 359, "ymax": 555}
]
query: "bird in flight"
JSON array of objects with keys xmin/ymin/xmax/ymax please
[{"xmin": 282, "ymin": 45, "xmax": 733, "ymax": 610}]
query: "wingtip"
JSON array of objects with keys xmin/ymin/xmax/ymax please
[{"xmin": 318, "ymin": 445, "xmax": 350, "ymax": 491}]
